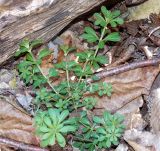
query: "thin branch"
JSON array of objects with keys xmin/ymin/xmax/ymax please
[
  {"xmin": 126, "ymin": 0, "xmax": 148, "ymax": 6},
  {"xmin": 0, "ymin": 136, "xmax": 48, "ymax": 151},
  {"xmin": 87, "ymin": 58, "xmax": 160, "ymax": 83}
]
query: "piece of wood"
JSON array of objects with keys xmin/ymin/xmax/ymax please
[{"xmin": 0, "ymin": 0, "xmax": 120, "ymax": 65}]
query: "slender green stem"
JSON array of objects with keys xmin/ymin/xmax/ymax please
[
  {"xmin": 74, "ymin": 136, "xmax": 93, "ymax": 143},
  {"xmin": 78, "ymin": 59, "xmax": 89, "ymax": 84},
  {"xmin": 77, "ymin": 26, "xmax": 106, "ymax": 86},
  {"xmin": 94, "ymin": 26, "xmax": 106, "ymax": 58},
  {"xmin": 28, "ymin": 50, "xmax": 62, "ymax": 98},
  {"xmin": 65, "ymin": 54, "xmax": 71, "ymax": 91}
]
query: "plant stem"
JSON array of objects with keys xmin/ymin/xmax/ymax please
[
  {"xmin": 74, "ymin": 136, "xmax": 93, "ymax": 143},
  {"xmin": 94, "ymin": 27, "xmax": 106, "ymax": 57},
  {"xmin": 28, "ymin": 50, "xmax": 62, "ymax": 98},
  {"xmin": 65, "ymin": 54, "xmax": 71, "ymax": 92},
  {"xmin": 77, "ymin": 27, "xmax": 106, "ymax": 85},
  {"xmin": 78, "ymin": 59, "xmax": 89, "ymax": 84}
]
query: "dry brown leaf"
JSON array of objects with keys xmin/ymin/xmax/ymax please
[
  {"xmin": 93, "ymin": 66, "xmax": 160, "ymax": 114},
  {"xmin": 117, "ymin": 96, "xmax": 147, "ymax": 130},
  {"xmin": 127, "ymin": 140, "xmax": 151, "ymax": 151},
  {"xmin": 0, "ymin": 98, "xmax": 39, "ymax": 147},
  {"xmin": 124, "ymin": 129, "xmax": 160, "ymax": 151}
]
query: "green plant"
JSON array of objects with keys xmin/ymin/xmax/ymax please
[
  {"xmin": 73, "ymin": 111, "xmax": 125, "ymax": 151},
  {"xmin": 35, "ymin": 109, "xmax": 77, "ymax": 147},
  {"xmin": 15, "ymin": 6, "xmax": 125, "ymax": 151},
  {"xmin": 81, "ymin": 6, "xmax": 124, "ymax": 57}
]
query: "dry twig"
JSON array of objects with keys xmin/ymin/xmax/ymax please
[
  {"xmin": 0, "ymin": 136, "xmax": 48, "ymax": 151},
  {"xmin": 88, "ymin": 58, "xmax": 160, "ymax": 82}
]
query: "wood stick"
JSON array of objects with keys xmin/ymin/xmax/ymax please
[
  {"xmin": 87, "ymin": 58, "xmax": 160, "ymax": 82},
  {"xmin": 0, "ymin": 136, "xmax": 48, "ymax": 151}
]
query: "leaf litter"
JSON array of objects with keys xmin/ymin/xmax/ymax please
[{"xmin": 0, "ymin": 1, "xmax": 160, "ymax": 151}]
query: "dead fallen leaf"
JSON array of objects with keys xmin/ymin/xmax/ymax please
[
  {"xmin": 117, "ymin": 96, "xmax": 147, "ymax": 130},
  {"xmin": 115, "ymin": 143, "xmax": 128, "ymax": 151},
  {"xmin": 93, "ymin": 66, "xmax": 159, "ymax": 114},
  {"xmin": 124, "ymin": 129, "xmax": 160, "ymax": 151},
  {"xmin": 127, "ymin": 140, "xmax": 151, "ymax": 151},
  {"xmin": 0, "ymin": 98, "xmax": 39, "ymax": 146}
]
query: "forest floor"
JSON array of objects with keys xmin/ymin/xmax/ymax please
[{"xmin": 0, "ymin": 1, "xmax": 160, "ymax": 151}]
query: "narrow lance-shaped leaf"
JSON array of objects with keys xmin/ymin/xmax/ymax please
[
  {"xmin": 59, "ymin": 110, "xmax": 69, "ymax": 123},
  {"xmin": 30, "ymin": 39, "xmax": 43, "ymax": 48},
  {"xmin": 44, "ymin": 116, "xmax": 52, "ymax": 127},
  {"xmin": 38, "ymin": 48, "xmax": 51, "ymax": 59},
  {"xmin": 81, "ymin": 27, "xmax": 99, "ymax": 43},
  {"xmin": 56, "ymin": 133, "xmax": 66, "ymax": 147},
  {"xmin": 103, "ymin": 32, "xmax": 121, "ymax": 42},
  {"xmin": 60, "ymin": 126, "xmax": 76, "ymax": 133}
]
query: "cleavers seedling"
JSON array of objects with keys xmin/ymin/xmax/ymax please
[{"xmin": 15, "ymin": 6, "xmax": 125, "ymax": 150}]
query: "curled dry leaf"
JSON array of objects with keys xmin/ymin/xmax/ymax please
[
  {"xmin": 115, "ymin": 143, "xmax": 128, "ymax": 151},
  {"xmin": 117, "ymin": 96, "xmax": 147, "ymax": 130},
  {"xmin": 124, "ymin": 129, "xmax": 160, "ymax": 151},
  {"xmin": 126, "ymin": 140, "xmax": 151, "ymax": 151},
  {"xmin": 93, "ymin": 66, "xmax": 160, "ymax": 113},
  {"xmin": 0, "ymin": 98, "xmax": 39, "ymax": 148}
]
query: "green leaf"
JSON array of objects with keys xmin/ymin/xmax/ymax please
[
  {"xmin": 54, "ymin": 62, "xmax": 66, "ymax": 69},
  {"xmin": 80, "ymin": 117, "xmax": 90, "ymax": 126},
  {"xmin": 85, "ymin": 27, "xmax": 98, "ymax": 38},
  {"xmin": 60, "ymin": 45, "xmax": 75, "ymax": 55},
  {"xmin": 112, "ymin": 10, "xmax": 121, "ymax": 18},
  {"xmin": 94, "ymin": 13, "xmax": 106, "ymax": 27},
  {"xmin": 112, "ymin": 140, "xmax": 119, "ymax": 145},
  {"xmin": 81, "ymin": 34, "xmax": 98, "ymax": 43},
  {"xmin": 44, "ymin": 116, "xmax": 52, "ymax": 127},
  {"xmin": 104, "ymin": 32, "xmax": 121, "ymax": 42},
  {"xmin": 103, "ymin": 111, "xmax": 111, "ymax": 122},
  {"xmin": 101, "ymin": 6, "xmax": 112, "ymax": 19},
  {"xmin": 15, "ymin": 47, "xmax": 28, "ymax": 57},
  {"xmin": 20, "ymin": 39, "xmax": 30, "ymax": 49},
  {"xmin": 98, "ymin": 90, "xmax": 104, "ymax": 96},
  {"xmin": 73, "ymin": 142, "xmax": 82, "ymax": 148},
  {"xmin": 97, "ymin": 127, "xmax": 106, "ymax": 134},
  {"xmin": 114, "ymin": 18, "xmax": 124, "ymax": 25},
  {"xmin": 81, "ymin": 27, "xmax": 99, "ymax": 43},
  {"xmin": 42, "ymin": 132, "xmax": 51, "ymax": 140},
  {"xmin": 110, "ymin": 21, "xmax": 117, "ymax": 28},
  {"xmin": 98, "ymin": 41, "xmax": 105, "ymax": 49},
  {"xmin": 98, "ymin": 136, "xmax": 106, "ymax": 141},
  {"xmin": 38, "ymin": 48, "xmax": 51, "ymax": 59},
  {"xmin": 40, "ymin": 139, "xmax": 49, "ymax": 147},
  {"xmin": 95, "ymin": 55, "xmax": 108, "ymax": 64},
  {"xmin": 106, "ymin": 140, "xmax": 111, "ymax": 148},
  {"xmin": 59, "ymin": 110, "xmax": 69, "ymax": 123},
  {"xmin": 49, "ymin": 134, "xmax": 56, "ymax": 145},
  {"xmin": 63, "ymin": 117, "xmax": 78, "ymax": 125},
  {"xmin": 60, "ymin": 126, "xmax": 76, "ymax": 133},
  {"xmin": 30, "ymin": 39, "xmax": 43, "ymax": 48},
  {"xmin": 93, "ymin": 116, "xmax": 103, "ymax": 124},
  {"xmin": 48, "ymin": 109, "xmax": 59, "ymax": 124},
  {"xmin": 26, "ymin": 53, "xmax": 33, "ymax": 61},
  {"xmin": 49, "ymin": 68, "xmax": 58, "ymax": 77},
  {"xmin": 39, "ymin": 126, "xmax": 50, "ymax": 133},
  {"xmin": 67, "ymin": 61, "xmax": 77, "ymax": 69},
  {"xmin": 80, "ymin": 111, "xmax": 87, "ymax": 117},
  {"xmin": 56, "ymin": 133, "xmax": 66, "ymax": 147}
]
